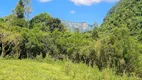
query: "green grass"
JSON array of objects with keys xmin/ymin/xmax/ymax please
[{"xmin": 0, "ymin": 58, "xmax": 140, "ymax": 80}]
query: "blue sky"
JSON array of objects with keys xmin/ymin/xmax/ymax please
[{"xmin": 0, "ymin": 0, "xmax": 119, "ymax": 25}]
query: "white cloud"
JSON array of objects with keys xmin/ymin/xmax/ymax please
[
  {"xmin": 70, "ymin": 0, "xmax": 119, "ymax": 6},
  {"xmin": 70, "ymin": 10, "xmax": 76, "ymax": 14},
  {"xmin": 39, "ymin": 0, "xmax": 52, "ymax": 3}
]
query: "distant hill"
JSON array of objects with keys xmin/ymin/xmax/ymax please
[{"xmin": 61, "ymin": 20, "xmax": 94, "ymax": 32}]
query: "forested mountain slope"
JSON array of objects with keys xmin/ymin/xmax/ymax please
[
  {"xmin": 101, "ymin": 0, "xmax": 142, "ymax": 42},
  {"xmin": 97, "ymin": 0, "xmax": 142, "ymax": 76}
]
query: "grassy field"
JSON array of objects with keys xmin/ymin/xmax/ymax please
[{"xmin": 0, "ymin": 58, "xmax": 140, "ymax": 80}]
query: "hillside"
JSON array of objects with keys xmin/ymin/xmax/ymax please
[
  {"xmin": 0, "ymin": 0, "xmax": 142, "ymax": 79},
  {"xmin": 61, "ymin": 20, "xmax": 93, "ymax": 32},
  {"xmin": 0, "ymin": 58, "xmax": 140, "ymax": 80},
  {"xmin": 101, "ymin": 0, "xmax": 142, "ymax": 41}
]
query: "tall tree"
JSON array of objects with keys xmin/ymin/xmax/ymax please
[
  {"xmin": 15, "ymin": 0, "xmax": 25, "ymax": 18},
  {"xmin": 14, "ymin": 0, "xmax": 32, "ymax": 19}
]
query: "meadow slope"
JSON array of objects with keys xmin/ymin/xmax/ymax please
[{"xmin": 0, "ymin": 58, "xmax": 140, "ymax": 80}]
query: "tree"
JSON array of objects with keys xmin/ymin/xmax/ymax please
[
  {"xmin": 14, "ymin": 0, "xmax": 32, "ymax": 19},
  {"xmin": 4, "ymin": 14, "xmax": 27, "ymax": 27},
  {"xmin": 15, "ymin": 0, "xmax": 25, "ymax": 18},
  {"xmin": 19, "ymin": 28, "xmax": 46, "ymax": 59},
  {"xmin": 0, "ymin": 23, "xmax": 22, "ymax": 58},
  {"xmin": 30, "ymin": 13, "xmax": 66, "ymax": 32}
]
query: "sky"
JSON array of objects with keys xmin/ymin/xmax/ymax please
[{"xmin": 0, "ymin": 0, "xmax": 119, "ymax": 25}]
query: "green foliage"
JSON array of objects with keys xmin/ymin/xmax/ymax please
[
  {"xmin": 91, "ymin": 22, "xmax": 99, "ymax": 40},
  {"xmin": 14, "ymin": 0, "xmax": 32, "ymax": 19},
  {"xmin": 0, "ymin": 23, "xmax": 22, "ymax": 58},
  {"xmin": 5, "ymin": 14, "xmax": 27, "ymax": 27},
  {"xmin": 101, "ymin": 0, "xmax": 142, "ymax": 42},
  {"xmin": 19, "ymin": 27, "xmax": 49, "ymax": 58},
  {"xmin": 30, "ymin": 13, "xmax": 66, "ymax": 32},
  {"xmin": 15, "ymin": 0, "xmax": 25, "ymax": 18},
  {"xmin": 0, "ymin": 0, "xmax": 141, "ymax": 78},
  {"xmin": 30, "ymin": 13, "xmax": 51, "ymax": 28},
  {"xmin": 46, "ymin": 30, "xmax": 96, "ymax": 66},
  {"xmin": 95, "ymin": 27, "xmax": 141, "ymax": 74},
  {"xmin": 99, "ymin": 0, "xmax": 142, "ymax": 76},
  {"xmin": 0, "ymin": 18, "xmax": 4, "ymax": 22}
]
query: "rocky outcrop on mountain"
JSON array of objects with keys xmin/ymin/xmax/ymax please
[{"xmin": 61, "ymin": 20, "xmax": 93, "ymax": 32}]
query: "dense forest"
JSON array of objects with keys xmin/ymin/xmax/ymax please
[{"xmin": 0, "ymin": 0, "xmax": 142, "ymax": 79}]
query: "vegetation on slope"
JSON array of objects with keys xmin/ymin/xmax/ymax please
[
  {"xmin": 99, "ymin": 0, "xmax": 142, "ymax": 76},
  {"xmin": 0, "ymin": 0, "xmax": 142, "ymax": 79},
  {"xmin": 101, "ymin": 0, "xmax": 142, "ymax": 42},
  {"xmin": 0, "ymin": 57, "xmax": 141, "ymax": 80}
]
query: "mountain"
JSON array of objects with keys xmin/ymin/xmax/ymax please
[
  {"xmin": 61, "ymin": 20, "xmax": 94, "ymax": 32},
  {"xmin": 101, "ymin": 0, "xmax": 142, "ymax": 42}
]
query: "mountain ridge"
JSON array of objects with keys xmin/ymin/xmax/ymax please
[{"xmin": 61, "ymin": 20, "xmax": 94, "ymax": 32}]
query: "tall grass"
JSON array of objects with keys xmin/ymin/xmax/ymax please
[{"xmin": 0, "ymin": 56, "xmax": 141, "ymax": 80}]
